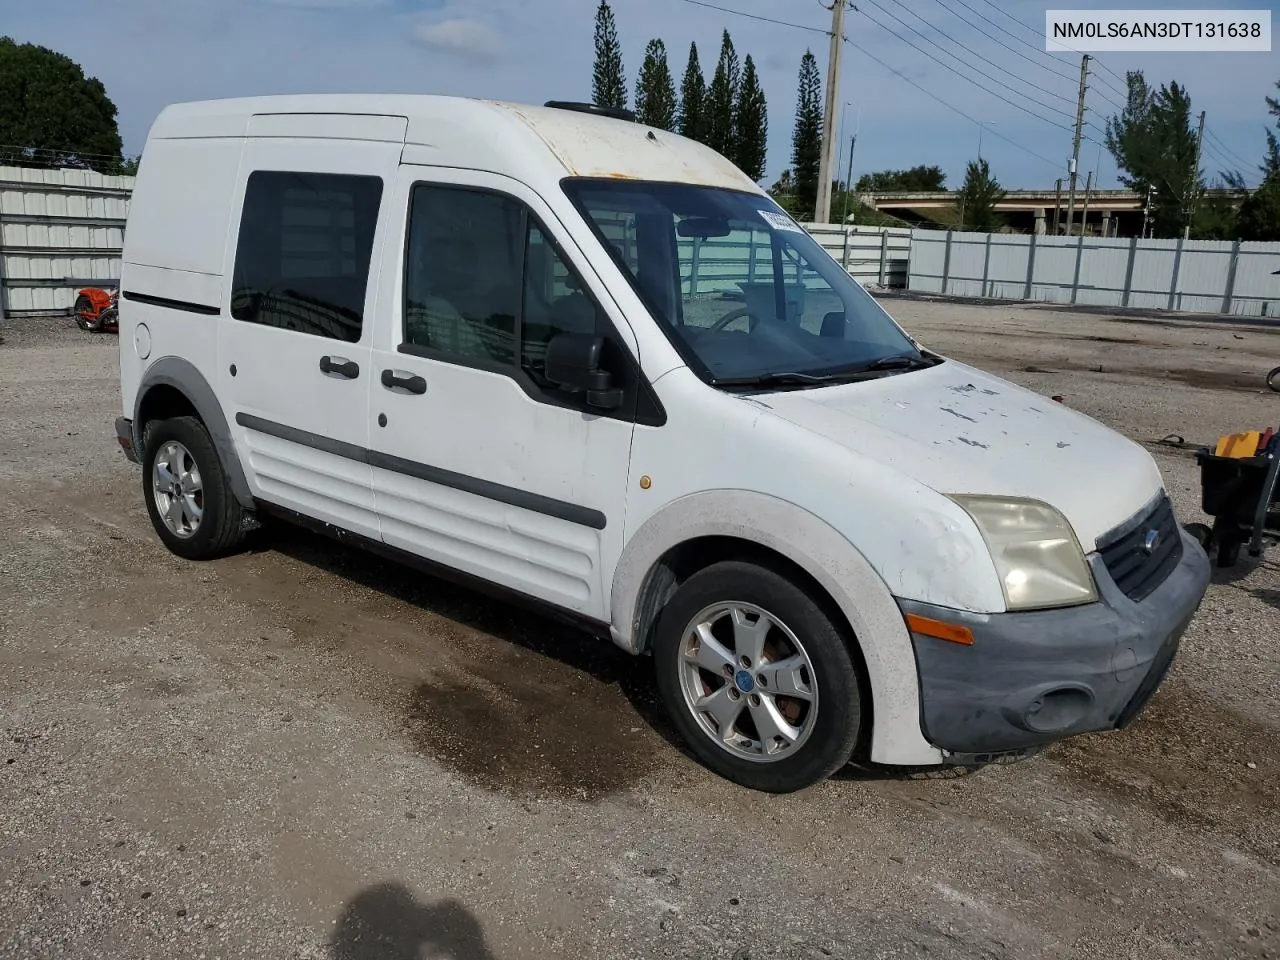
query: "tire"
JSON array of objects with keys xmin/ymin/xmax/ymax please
[
  {"xmin": 141, "ymin": 416, "xmax": 247, "ymax": 560},
  {"xmin": 652, "ymin": 560, "xmax": 863, "ymax": 793},
  {"xmin": 73, "ymin": 295, "xmax": 95, "ymax": 331},
  {"xmin": 1183, "ymin": 522, "xmax": 1213, "ymax": 553},
  {"xmin": 1268, "ymin": 365, "xmax": 1280, "ymax": 394}
]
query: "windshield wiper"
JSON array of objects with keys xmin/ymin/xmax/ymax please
[
  {"xmin": 855, "ymin": 352, "xmax": 943, "ymax": 372},
  {"xmin": 711, "ymin": 354, "xmax": 943, "ymax": 390},
  {"xmin": 710, "ymin": 371, "xmax": 838, "ymax": 388}
]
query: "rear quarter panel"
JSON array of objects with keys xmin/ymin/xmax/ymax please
[{"xmin": 119, "ymin": 136, "xmax": 245, "ymax": 419}]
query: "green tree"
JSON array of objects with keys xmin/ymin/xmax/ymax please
[
  {"xmin": 1235, "ymin": 178, "xmax": 1280, "ymax": 240},
  {"xmin": 792, "ymin": 51, "xmax": 823, "ymax": 221},
  {"xmin": 704, "ymin": 31, "xmax": 740, "ymax": 158},
  {"xmin": 1261, "ymin": 77, "xmax": 1280, "ymax": 181},
  {"xmin": 0, "ymin": 36, "xmax": 123, "ymax": 172},
  {"xmin": 955, "ymin": 158, "xmax": 1006, "ymax": 231},
  {"xmin": 1232, "ymin": 77, "xmax": 1280, "ymax": 241},
  {"xmin": 732, "ymin": 55, "xmax": 767, "ymax": 181},
  {"xmin": 854, "ymin": 166, "xmax": 947, "ymax": 192},
  {"xmin": 1192, "ymin": 185, "xmax": 1242, "ymax": 240},
  {"xmin": 591, "ymin": 1, "xmax": 627, "ymax": 110},
  {"xmin": 677, "ymin": 43, "xmax": 706, "ymax": 142},
  {"xmin": 635, "ymin": 39, "xmax": 676, "ymax": 130},
  {"xmin": 1105, "ymin": 72, "xmax": 1201, "ymax": 237}
]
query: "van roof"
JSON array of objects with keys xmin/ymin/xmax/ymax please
[{"xmin": 148, "ymin": 94, "xmax": 761, "ymax": 193}]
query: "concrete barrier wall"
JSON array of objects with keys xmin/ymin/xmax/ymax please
[{"xmin": 0, "ymin": 166, "xmax": 134, "ymax": 319}]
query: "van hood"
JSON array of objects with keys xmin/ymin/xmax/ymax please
[{"xmin": 749, "ymin": 360, "xmax": 1163, "ymax": 550}]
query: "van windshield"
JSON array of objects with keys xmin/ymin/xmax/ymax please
[{"xmin": 562, "ymin": 179, "xmax": 932, "ymax": 387}]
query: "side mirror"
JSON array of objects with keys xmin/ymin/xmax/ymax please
[{"xmin": 544, "ymin": 333, "xmax": 624, "ymax": 410}]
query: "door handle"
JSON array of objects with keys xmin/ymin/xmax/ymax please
[
  {"xmin": 320, "ymin": 355, "xmax": 360, "ymax": 379},
  {"xmin": 381, "ymin": 369, "xmax": 427, "ymax": 395}
]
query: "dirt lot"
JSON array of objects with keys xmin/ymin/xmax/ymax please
[{"xmin": 1, "ymin": 300, "xmax": 1277, "ymax": 960}]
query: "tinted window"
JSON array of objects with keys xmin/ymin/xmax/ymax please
[
  {"xmin": 402, "ymin": 185, "xmax": 604, "ymax": 379},
  {"xmin": 231, "ymin": 171, "xmax": 383, "ymax": 343},
  {"xmin": 521, "ymin": 223, "xmax": 606, "ymax": 384},
  {"xmin": 404, "ymin": 187, "xmax": 522, "ymax": 365}
]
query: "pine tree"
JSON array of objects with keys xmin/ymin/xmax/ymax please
[
  {"xmin": 792, "ymin": 51, "xmax": 823, "ymax": 221},
  {"xmin": 635, "ymin": 39, "xmax": 677, "ymax": 130},
  {"xmin": 705, "ymin": 31, "xmax": 740, "ymax": 157},
  {"xmin": 677, "ymin": 43, "xmax": 706, "ymax": 142},
  {"xmin": 1105, "ymin": 71, "xmax": 1201, "ymax": 237},
  {"xmin": 732, "ymin": 55, "xmax": 767, "ymax": 181},
  {"xmin": 591, "ymin": 1, "xmax": 627, "ymax": 110},
  {"xmin": 1262, "ymin": 77, "xmax": 1280, "ymax": 181},
  {"xmin": 956, "ymin": 158, "xmax": 1006, "ymax": 231}
]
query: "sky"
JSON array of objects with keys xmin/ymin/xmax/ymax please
[{"xmin": 4, "ymin": 0, "xmax": 1278, "ymax": 190}]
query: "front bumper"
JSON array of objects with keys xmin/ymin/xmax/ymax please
[{"xmin": 899, "ymin": 527, "xmax": 1211, "ymax": 757}]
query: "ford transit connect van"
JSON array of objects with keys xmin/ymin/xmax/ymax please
[{"xmin": 114, "ymin": 95, "xmax": 1210, "ymax": 792}]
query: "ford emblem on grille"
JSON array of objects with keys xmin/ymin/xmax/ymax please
[{"xmin": 1142, "ymin": 528, "xmax": 1161, "ymax": 555}]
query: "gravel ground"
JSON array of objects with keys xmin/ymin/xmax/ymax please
[{"xmin": 0, "ymin": 301, "xmax": 1277, "ymax": 960}]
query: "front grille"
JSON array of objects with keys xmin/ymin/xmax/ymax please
[{"xmin": 1097, "ymin": 495, "xmax": 1184, "ymax": 602}]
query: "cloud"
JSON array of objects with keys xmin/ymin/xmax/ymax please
[{"xmin": 412, "ymin": 18, "xmax": 503, "ymax": 61}]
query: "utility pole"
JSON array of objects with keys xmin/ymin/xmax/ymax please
[
  {"xmin": 1079, "ymin": 170, "xmax": 1094, "ymax": 234},
  {"xmin": 840, "ymin": 133, "xmax": 857, "ymax": 224},
  {"xmin": 1064, "ymin": 54, "xmax": 1090, "ymax": 237},
  {"xmin": 815, "ymin": 0, "xmax": 847, "ymax": 224},
  {"xmin": 1184, "ymin": 109, "xmax": 1206, "ymax": 240}
]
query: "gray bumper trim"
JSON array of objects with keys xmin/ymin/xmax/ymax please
[
  {"xmin": 115, "ymin": 417, "xmax": 139, "ymax": 464},
  {"xmin": 899, "ymin": 527, "xmax": 1211, "ymax": 755}
]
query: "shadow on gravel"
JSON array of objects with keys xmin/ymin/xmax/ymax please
[
  {"xmin": 254, "ymin": 524, "xmax": 693, "ymax": 798},
  {"xmin": 330, "ymin": 883, "xmax": 494, "ymax": 960},
  {"xmin": 1247, "ymin": 586, "xmax": 1280, "ymax": 612}
]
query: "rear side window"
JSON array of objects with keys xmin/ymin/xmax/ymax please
[{"xmin": 230, "ymin": 171, "xmax": 383, "ymax": 343}]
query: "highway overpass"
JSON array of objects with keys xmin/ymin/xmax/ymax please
[{"xmin": 858, "ymin": 188, "xmax": 1249, "ymax": 236}]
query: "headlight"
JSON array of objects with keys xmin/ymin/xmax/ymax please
[{"xmin": 948, "ymin": 495, "xmax": 1097, "ymax": 611}]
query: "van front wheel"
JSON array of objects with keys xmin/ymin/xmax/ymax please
[{"xmin": 653, "ymin": 561, "xmax": 863, "ymax": 793}]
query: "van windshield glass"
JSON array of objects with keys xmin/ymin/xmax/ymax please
[{"xmin": 562, "ymin": 179, "xmax": 929, "ymax": 386}]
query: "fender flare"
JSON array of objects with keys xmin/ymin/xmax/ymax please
[
  {"xmin": 133, "ymin": 356, "xmax": 254, "ymax": 509},
  {"xmin": 610, "ymin": 490, "xmax": 943, "ymax": 766}
]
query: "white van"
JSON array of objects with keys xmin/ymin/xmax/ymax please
[{"xmin": 114, "ymin": 95, "xmax": 1210, "ymax": 792}]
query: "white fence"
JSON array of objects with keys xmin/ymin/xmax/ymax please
[
  {"xmin": 803, "ymin": 225, "xmax": 912, "ymax": 288},
  {"xmin": 13, "ymin": 168, "xmax": 1276, "ymax": 323},
  {"xmin": 0, "ymin": 165, "xmax": 133, "ymax": 319},
  {"xmin": 909, "ymin": 230, "xmax": 1280, "ymax": 318}
]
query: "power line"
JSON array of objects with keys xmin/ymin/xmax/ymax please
[
  {"xmin": 857, "ymin": 2, "xmax": 1072, "ymax": 129},
  {"xmin": 887, "ymin": 0, "xmax": 1082, "ymax": 109},
  {"xmin": 843, "ymin": 34, "xmax": 1063, "ymax": 170},
  {"xmin": 1204, "ymin": 127, "xmax": 1256, "ymax": 171},
  {"xmin": 947, "ymin": 0, "xmax": 1125, "ymax": 111},
  {"xmin": 1200, "ymin": 141, "xmax": 1248, "ymax": 182},
  {"xmin": 668, "ymin": 0, "xmax": 1078, "ymax": 175},
  {"xmin": 674, "ymin": 0, "xmax": 829, "ymax": 35},
  {"xmin": 910, "ymin": 0, "xmax": 1084, "ymax": 91},
  {"xmin": 957, "ymin": 0, "xmax": 1129, "ymax": 101},
  {"xmin": 952, "ymin": 0, "xmax": 1073, "ymax": 68}
]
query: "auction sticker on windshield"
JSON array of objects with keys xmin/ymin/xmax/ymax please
[{"xmin": 759, "ymin": 210, "xmax": 804, "ymax": 233}]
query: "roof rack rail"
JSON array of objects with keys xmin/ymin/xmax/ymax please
[{"xmin": 543, "ymin": 101, "xmax": 636, "ymax": 123}]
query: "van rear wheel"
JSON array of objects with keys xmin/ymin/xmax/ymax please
[
  {"xmin": 141, "ymin": 416, "xmax": 247, "ymax": 560},
  {"xmin": 653, "ymin": 561, "xmax": 863, "ymax": 793}
]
